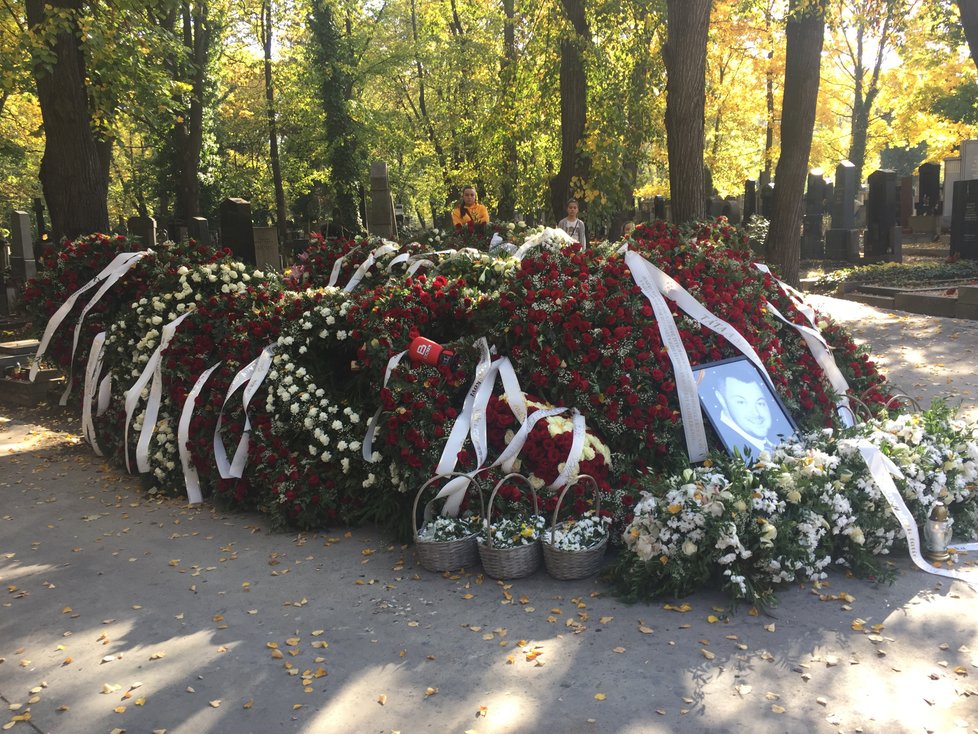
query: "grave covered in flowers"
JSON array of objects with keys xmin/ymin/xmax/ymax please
[{"xmin": 21, "ymin": 220, "xmax": 978, "ymax": 603}]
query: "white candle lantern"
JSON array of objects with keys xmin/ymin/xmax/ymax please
[{"xmin": 923, "ymin": 502, "xmax": 954, "ymax": 562}]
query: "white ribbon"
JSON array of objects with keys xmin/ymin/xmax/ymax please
[
  {"xmin": 623, "ymin": 249, "xmax": 709, "ymax": 462},
  {"xmin": 342, "ymin": 242, "xmax": 399, "ymax": 292},
  {"xmin": 213, "ymin": 344, "xmax": 276, "ymax": 480},
  {"xmin": 60, "ymin": 251, "xmax": 151, "ymax": 404},
  {"xmin": 81, "ymin": 332, "xmax": 107, "ymax": 456},
  {"xmin": 858, "ymin": 443, "xmax": 976, "ymax": 586},
  {"xmin": 362, "ymin": 351, "xmax": 407, "ymax": 461},
  {"xmin": 31, "ymin": 251, "xmax": 149, "ymax": 382},
  {"xmin": 96, "ymin": 373, "xmax": 111, "ymax": 416},
  {"xmin": 549, "ymin": 409, "xmax": 587, "ymax": 490},
  {"xmin": 754, "ymin": 263, "xmax": 818, "ymax": 328},
  {"xmin": 178, "ymin": 362, "xmax": 222, "ymax": 504},
  {"xmin": 131, "ymin": 310, "xmax": 194, "ymax": 473},
  {"xmin": 764, "ymin": 299, "xmax": 854, "ymax": 427},
  {"xmin": 326, "ymin": 254, "xmax": 347, "ymax": 288},
  {"xmin": 387, "ymin": 252, "xmax": 412, "ymax": 270}
]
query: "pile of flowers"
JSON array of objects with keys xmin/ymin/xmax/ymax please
[
  {"xmin": 609, "ymin": 402, "xmax": 978, "ymax": 604},
  {"xmin": 480, "ymin": 514, "xmax": 547, "ymax": 549},
  {"xmin": 417, "ymin": 514, "xmax": 481, "ymax": 542},
  {"xmin": 24, "ymin": 216, "xmax": 972, "ymax": 603}
]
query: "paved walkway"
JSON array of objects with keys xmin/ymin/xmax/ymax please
[{"xmin": 1, "ymin": 296, "xmax": 977, "ymax": 734}]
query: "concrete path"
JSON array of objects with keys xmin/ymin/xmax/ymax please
[{"xmin": 1, "ymin": 296, "xmax": 977, "ymax": 734}]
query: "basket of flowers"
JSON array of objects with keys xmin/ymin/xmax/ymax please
[
  {"xmin": 478, "ymin": 472, "xmax": 545, "ymax": 579},
  {"xmin": 413, "ymin": 472, "xmax": 485, "ymax": 573},
  {"xmin": 542, "ymin": 474, "xmax": 611, "ymax": 580}
]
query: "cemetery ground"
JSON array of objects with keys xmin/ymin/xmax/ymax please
[{"xmin": 1, "ymin": 294, "xmax": 978, "ymax": 734}]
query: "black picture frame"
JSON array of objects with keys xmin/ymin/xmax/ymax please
[{"xmin": 692, "ymin": 356, "xmax": 797, "ymax": 459}]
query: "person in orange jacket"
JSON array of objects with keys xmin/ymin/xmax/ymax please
[{"xmin": 451, "ymin": 186, "xmax": 490, "ymax": 226}]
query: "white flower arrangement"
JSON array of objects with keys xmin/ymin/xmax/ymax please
[
  {"xmin": 417, "ymin": 514, "xmax": 480, "ymax": 542},
  {"xmin": 479, "ymin": 514, "xmax": 547, "ymax": 548},
  {"xmin": 543, "ymin": 510, "xmax": 611, "ymax": 551}
]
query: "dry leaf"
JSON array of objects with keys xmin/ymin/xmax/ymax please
[
  {"xmin": 377, "ymin": 694, "xmax": 387, "ymax": 705},
  {"xmin": 594, "ymin": 693, "xmax": 606, "ymax": 701},
  {"xmin": 701, "ymin": 649, "xmax": 716, "ymax": 660},
  {"xmin": 771, "ymin": 704, "xmax": 786, "ymax": 714},
  {"xmin": 243, "ymin": 699, "xmax": 254, "ymax": 709},
  {"xmin": 209, "ymin": 700, "xmax": 221, "ymax": 708},
  {"xmin": 638, "ymin": 625, "xmax": 654, "ymax": 634},
  {"xmin": 613, "ymin": 647, "xmax": 626, "ymax": 654},
  {"xmin": 425, "ymin": 687, "xmax": 438, "ymax": 697}
]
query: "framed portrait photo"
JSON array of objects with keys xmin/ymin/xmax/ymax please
[{"xmin": 692, "ymin": 356, "xmax": 797, "ymax": 460}]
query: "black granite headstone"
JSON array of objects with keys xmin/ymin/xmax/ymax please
[
  {"xmin": 865, "ymin": 169, "xmax": 901, "ymax": 262},
  {"xmin": 805, "ymin": 169, "xmax": 827, "ymax": 217},
  {"xmin": 188, "ymin": 217, "xmax": 210, "ymax": 245},
  {"xmin": 9, "ymin": 211, "xmax": 36, "ymax": 281},
  {"xmin": 219, "ymin": 198, "xmax": 256, "ymax": 265},
  {"xmin": 898, "ymin": 176, "xmax": 914, "ymax": 228},
  {"xmin": 830, "ymin": 161, "xmax": 857, "ymax": 230},
  {"xmin": 918, "ymin": 162, "xmax": 941, "ymax": 215},
  {"xmin": 653, "ymin": 196, "xmax": 666, "ymax": 221},
  {"xmin": 127, "ymin": 216, "xmax": 157, "ymax": 247},
  {"xmin": 951, "ymin": 179, "xmax": 978, "ymax": 260},
  {"xmin": 760, "ymin": 182, "xmax": 775, "ymax": 219},
  {"xmin": 743, "ymin": 180, "xmax": 757, "ymax": 221}
]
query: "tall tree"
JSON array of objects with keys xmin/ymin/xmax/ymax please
[
  {"xmin": 549, "ymin": 0, "xmax": 589, "ymax": 221},
  {"xmin": 497, "ymin": 0, "xmax": 518, "ymax": 221},
  {"xmin": 309, "ymin": 0, "xmax": 362, "ymax": 234},
  {"xmin": 664, "ymin": 0, "xmax": 712, "ymax": 223},
  {"xmin": 25, "ymin": 0, "xmax": 109, "ymax": 241},
  {"xmin": 261, "ymin": 0, "xmax": 288, "ymax": 245},
  {"xmin": 764, "ymin": 0, "xmax": 826, "ymax": 286}
]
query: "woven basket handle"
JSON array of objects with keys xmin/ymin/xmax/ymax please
[
  {"xmin": 412, "ymin": 469, "xmax": 489, "ymax": 542},
  {"xmin": 549, "ymin": 474, "xmax": 600, "ymax": 533},
  {"xmin": 484, "ymin": 472, "xmax": 538, "ymax": 551}
]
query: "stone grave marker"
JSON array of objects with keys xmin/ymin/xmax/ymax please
[
  {"xmin": 802, "ymin": 170, "xmax": 827, "ymax": 259},
  {"xmin": 189, "ymin": 217, "xmax": 210, "ymax": 245},
  {"xmin": 825, "ymin": 160, "xmax": 860, "ymax": 261},
  {"xmin": 865, "ymin": 169, "xmax": 901, "ymax": 262},
  {"xmin": 962, "ymin": 139, "xmax": 978, "ymax": 182},
  {"xmin": 253, "ymin": 226, "xmax": 281, "ymax": 271},
  {"xmin": 127, "ymin": 215, "xmax": 157, "ymax": 247},
  {"xmin": 760, "ymin": 182, "xmax": 775, "ymax": 219},
  {"xmin": 721, "ymin": 197, "xmax": 741, "ymax": 225},
  {"xmin": 951, "ymin": 179, "xmax": 978, "ymax": 260},
  {"xmin": 743, "ymin": 180, "xmax": 757, "ymax": 221},
  {"xmin": 918, "ymin": 163, "xmax": 941, "ymax": 214},
  {"xmin": 944, "ymin": 157, "xmax": 961, "ymax": 229},
  {"xmin": 653, "ymin": 195, "xmax": 666, "ymax": 221},
  {"xmin": 898, "ymin": 176, "xmax": 914, "ymax": 228},
  {"xmin": 10, "ymin": 211, "xmax": 36, "ymax": 281},
  {"xmin": 366, "ymin": 161, "xmax": 397, "ymax": 239},
  {"xmin": 219, "ymin": 198, "xmax": 256, "ymax": 265}
]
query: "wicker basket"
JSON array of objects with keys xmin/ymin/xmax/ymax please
[
  {"xmin": 542, "ymin": 474, "xmax": 608, "ymax": 580},
  {"xmin": 413, "ymin": 472, "xmax": 486, "ymax": 573},
  {"xmin": 478, "ymin": 473, "xmax": 542, "ymax": 580}
]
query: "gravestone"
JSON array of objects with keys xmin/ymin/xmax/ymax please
[
  {"xmin": 758, "ymin": 170, "xmax": 771, "ymax": 191},
  {"xmin": 944, "ymin": 157, "xmax": 961, "ymax": 229},
  {"xmin": 802, "ymin": 170, "xmax": 827, "ymax": 259},
  {"xmin": 9, "ymin": 211, "xmax": 36, "ymax": 281},
  {"xmin": 0, "ymin": 234, "xmax": 8, "ymax": 271},
  {"xmin": 127, "ymin": 216, "xmax": 157, "ymax": 247},
  {"xmin": 864, "ymin": 169, "xmax": 901, "ymax": 262},
  {"xmin": 219, "ymin": 198, "xmax": 256, "ymax": 265},
  {"xmin": 898, "ymin": 176, "xmax": 914, "ymax": 228},
  {"xmin": 721, "ymin": 197, "xmax": 741, "ymax": 225},
  {"xmin": 707, "ymin": 196, "xmax": 726, "ymax": 218},
  {"xmin": 961, "ymin": 139, "xmax": 978, "ymax": 182},
  {"xmin": 825, "ymin": 160, "xmax": 860, "ymax": 261},
  {"xmin": 950, "ymin": 179, "xmax": 978, "ymax": 260},
  {"xmin": 653, "ymin": 195, "xmax": 666, "ymax": 221},
  {"xmin": 252, "ymin": 226, "xmax": 281, "ymax": 271},
  {"xmin": 760, "ymin": 182, "xmax": 775, "ymax": 219},
  {"xmin": 188, "ymin": 217, "xmax": 210, "ymax": 245},
  {"xmin": 743, "ymin": 180, "xmax": 757, "ymax": 221},
  {"xmin": 918, "ymin": 163, "xmax": 941, "ymax": 214},
  {"xmin": 366, "ymin": 161, "xmax": 397, "ymax": 239}
]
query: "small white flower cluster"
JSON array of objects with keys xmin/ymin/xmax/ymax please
[
  {"xmin": 544, "ymin": 510, "xmax": 611, "ymax": 551},
  {"xmin": 479, "ymin": 514, "xmax": 547, "ymax": 548},
  {"xmin": 417, "ymin": 514, "xmax": 480, "ymax": 542}
]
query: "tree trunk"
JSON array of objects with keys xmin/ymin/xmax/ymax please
[
  {"xmin": 262, "ymin": 0, "xmax": 288, "ymax": 246},
  {"xmin": 497, "ymin": 0, "xmax": 518, "ymax": 221},
  {"xmin": 170, "ymin": 2, "xmax": 209, "ymax": 227},
  {"xmin": 846, "ymin": 7, "xmax": 892, "ymax": 185},
  {"xmin": 664, "ymin": 0, "xmax": 712, "ymax": 223},
  {"xmin": 25, "ymin": 0, "xmax": 109, "ymax": 242},
  {"xmin": 549, "ymin": 0, "xmax": 589, "ymax": 222},
  {"xmin": 958, "ymin": 0, "xmax": 978, "ymax": 73},
  {"xmin": 764, "ymin": 0, "xmax": 826, "ymax": 287}
]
